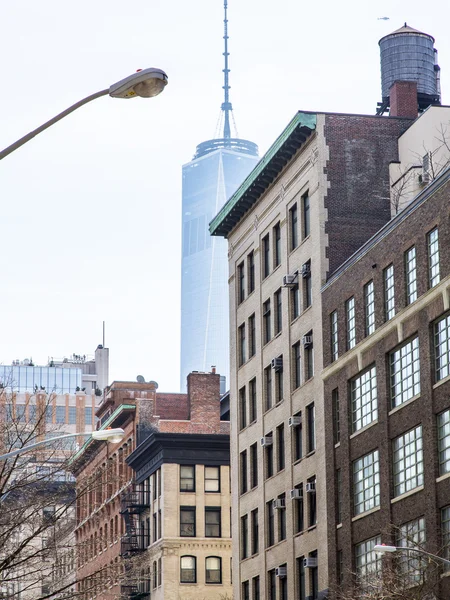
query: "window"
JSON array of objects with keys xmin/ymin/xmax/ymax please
[
  {"xmin": 249, "ymin": 378, "xmax": 257, "ymax": 423},
  {"xmin": 205, "ymin": 556, "xmax": 221, "ymax": 584},
  {"xmin": 264, "ymin": 366, "xmax": 272, "ymax": 411},
  {"xmin": 274, "ymin": 289, "xmax": 282, "ymax": 335},
  {"xmin": 393, "ymin": 426, "xmax": 423, "ymax": 496},
  {"xmin": 153, "ymin": 513, "xmax": 157, "ymax": 542},
  {"xmin": 249, "ymin": 313, "xmax": 256, "ymax": 358},
  {"xmin": 205, "ymin": 508, "xmax": 221, "ymax": 537},
  {"xmin": 239, "ymin": 386, "xmax": 247, "ymax": 430},
  {"xmin": 306, "ymin": 403, "xmax": 315, "ymax": 453},
  {"xmin": 428, "ymin": 227, "xmax": 440, "ymax": 288},
  {"xmin": 384, "ymin": 264, "xmax": 395, "ymax": 321},
  {"xmin": 294, "ymin": 484, "xmax": 304, "ymax": 533},
  {"xmin": 268, "ymin": 569, "xmax": 276, "ymax": 600},
  {"xmin": 293, "ymin": 413, "xmax": 303, "ymax": 461},
  {"xmin": 252, "ymin": 576, "xmax": 260, "ymax": 600},
  {"xmin": 346, "ymin": 297, "xmax": 356, "ymax": 350},
  {"xmin": 351, "ymin": 366, "xmax": 377, "ymax": 432},
  {"xmin": 297, "ymin": 557, "xmax": 306, "ymax": 600},
  {"xmin": 180, "ymin": 507, "xmax": 196, "ymax": 537},
  {"xmin": 241, "ymin": 514, "xmax": 248, "ymax": 559},
  {"xmin": 242, "ymin": 581, "xmax": 250, "ymax": 600},
  {"xmin": 330, "ymin": 311, "xmax": 338, "ymax": 361},
  {"xmin": 267, "ymin": 501, "xmax": 275, "ymax": 546},
  {"xmin": 247, "ymin": 251, "xmax": 255, "ymax": 294},
  {"xmin": 238, "ymin": 323, "xmax": 246, "ymax": 366},
  {"xmin": 277, "ymin": 424, "xmax": 285, "ymax": 472},
  {"xmin": 291, "ymin": 283, "xmax": 300, "ymax": 320},
  {"xmin": 289, "ymin": 203, "xmax": 298, "ymax": 250},
  {"xmin": 153, "ymin": 560, "xmax": 157, "ymax": 589},
  {"xmin": 279, "ymin": 564, "xmax": 288, "ymax": 600},
  {"xmin": 405, "ymin": 246, "xmax": 417, "ymax": 304},
  {"xmin": 262, "ymin": 234, "xmax": 270, "ymax": 278},
  {"xmin": 251, "ymin": 508, "xmax": 259, "ymax": 555},
  {"xmin": 265, "ymin": 433, "xmax": 274, "ymax": 478},
  {"xmin": 441, "ymin": 506, "xmax": 450, "ymax": 564},
  {"xmin": 332, "ymin": 389, "xmax": 340, "ymax": 444},
  {"xmin": 273, "ymin": 222, "xmax": 281, "ymax": 268},
  {"xmin": 303, "ymin": 261, "xmax": 312, "ymax": 308},
  {"xmin": 302, "ymin": 192, "xmax": 310, "ymax": 238},
  {"xmin": 180, "ymin": 466, "xmax": 195, "ymax": 492},
  {"xmin": 158, "ymin": 557, "xmax": 162, "ymax": 586},
  {"xmin": 437, "ymin": 409, "xmax": 450, "ymax": 476},
  {"xmin": 205, "ymin": 467, "xmax": 220, "ymax": 492},
  {"xmin": 304, "ymin": 332, "xmax": 313, "ymax": 381},
  {"xmin": 292, "ymin": 341, "xmax": 301, "ymax": 389},
  {"xmin": 250, "ymin": 443, "xmax": 258, "ymax": 489},
  {"xmin": 353, "ymin": 450, "xmax": 380, "ymax": 515},
  {"xmin": 355, "ymin": 536, "xmax": 381, "ymax": 584},
  {"xmin": 336, "ymin": 469, "xmax": 342, "ymax": 524},
  {"xmin": 434, "ymin": 314, "xmax": 450, "ymax": 381},
  {"xmin": 55, "ymin": 405, "xmax": 66, "ymax": 424},
  {"xmin": 397, "ymin": 517, "xmax": 426, "ymax": 583},
  {"xmin": 307, "ymin": 478, "xmax": 317, "ymax": 527},
  {"xmin": 364, "ymin": 281, "xmax": 375, "ymax": 336},
  {"xmin": 390, "ymin": 337, "xmax": 420, "ymax": 407},
  {"xmin": 240, "ymin": 450, "xmax": 248, "ymax": 495},
  {"xmin": 238, "ymin": 261, "xmax": 245, "ymax": 304},
  {"xmin": 263, "ymin": 299, "xmax": 271, "ymax": 344}
]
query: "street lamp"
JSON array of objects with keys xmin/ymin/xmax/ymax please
[
  {"xmin": 0, "ymin": 427, "xmax": 125, "ymax": 460},
  {"xmin": 374, "ymin": 544, "xmax": 450, "ymax": 567},
  {"xmin": 0, "ymin": 67, "xmax": 168, "ymax": 161}
]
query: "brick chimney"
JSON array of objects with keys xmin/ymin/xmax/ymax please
[
  {"xmin": 187, "ymin": 371, "xmax": 221, "ymax": 433},
  {"xmin": 389, "ymin": 81, "xmax": 418, "ymax": 118}
]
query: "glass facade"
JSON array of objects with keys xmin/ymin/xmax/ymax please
[
  {"xmin": 0, "ymin": 365, "xmax": 82, "ymax": 393},
  {"xmin": 180, "ymin": 142, "xmax": 258, "ymax": 390}
]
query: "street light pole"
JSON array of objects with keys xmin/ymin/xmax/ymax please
[
  {"xmin": 374, "ymin": 544, "xmax": 450, "ymax": 567},
  {"xmin": 0, "ymin": 427, "xmax": 125, "ymax": 460},
  {"xmin": 0, "ymin": 67, "xmax": 168, "ymax": 161}
]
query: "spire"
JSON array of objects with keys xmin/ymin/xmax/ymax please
[{"xmin": 221, "ymin": 0, "xmax": 232, "ymax": 139}]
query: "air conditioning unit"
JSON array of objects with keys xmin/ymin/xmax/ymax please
[
  {"xmin": 275, "ymin": 566, "xmax": 287, "ymax": 578},
  {"xmin": 271, "ymin": 356, "xmax": 283, "ymax": 372},
  {"xmin": 420, "ymin": 171, "xmax": 430, "ymax": 184},
  {"xmin": 288, "ymin": 415, "xmax": 302, "ymax": 427},
  {"xmin": 302, "ymin": 335, "xmax": 313, "ymax": 348},
  {"xmin": 260, "ymin": 436, "xmax": 273, "ymax": 447},
  {"xmin": 283, "ymin": 274, "xmax": 297, "ymax": 287},
  {"xmin": 273, "ymin": 498, "xmax": 286, "ymax": 510},
  {"xmin": 304, "ymin": 557, "xmax": 318, "ymax": 568},
  {"xmin": 301, "ymin": 262, "xmax": 311, "ymax": 278},
  {"xmin": 290, "ymin": 488, "xmax": 303, "ymax": 500},
  {"xmin": 305, "ymin": 482, "xmax": 316, "ymax": 494}
]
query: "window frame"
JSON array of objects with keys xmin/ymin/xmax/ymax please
[
  {"xmin": 205, "ymin": 556, "xmax": 222, "ymax": 584},
  {"xmin": 204, "ymin": 466, "xmax": 220, "ymax": 493},
  {"xmin": 393, "ymin": 426, "xmax": 423, "ymax": 497},
  {"xmin": 353, "ymin": 450, "xmax": 380, "ymax": 516},
  {"xmin": 180, "ymin": 507, "xmax": 196, "ymax": 537},
  {"xmin": 180, "ymin": 465, "xmax": 195, "ymax": 492},
  {"xmin": 427, "ymin": 227, "xmax": 440, "ymax": 288},
  {"xmin": 351, "ymin": 366, "xmax": 378, "ymax": 433},
  {"xmin": 205, "ymin": 507, "xmax": 221, "ymax": 538}
]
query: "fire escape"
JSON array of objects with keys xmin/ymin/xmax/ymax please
[{"xmin": 120, "ymin": 484, "xmax": 151, "ymax": 599}]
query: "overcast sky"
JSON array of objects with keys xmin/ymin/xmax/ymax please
[{"xmin": 0, "ymin": 0, "xmax": 449, "ymax": 392}]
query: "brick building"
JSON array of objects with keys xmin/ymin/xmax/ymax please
[
  {"xmin": 322, "ymin": 166, "xmax": 450, "ymax": 597},
  {"xmin": 71, "ymin": 370, "xmax": 230, "ymax": 600}
]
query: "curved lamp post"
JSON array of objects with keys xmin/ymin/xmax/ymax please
[
  {"xmin": 0, "ymin": 67, "xmax": 168, "ymax": 161},
  {"xmin": 0, "ymin": 427, "xmax": 125, "ymax": 460},
  {"xmin": 374, "ymin": 544, "xmax": 450, "ymax": 567}
]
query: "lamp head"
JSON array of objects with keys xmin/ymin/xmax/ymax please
[
  {"xmin": 374, "ymin": 544, "xmax": 398, "ymax": 554},
  {"xmin": 91, "ymin": 428, "xmax": 125, "ymax": 444},
  {"xmin": 109, "ymin": 68, "xmax": 168, "ymax": 99}
]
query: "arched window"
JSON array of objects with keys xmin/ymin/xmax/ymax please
[
  {"xmin": 205, "ymin": 556, "xmax": 222, "ymax": 584},
  {"xmin": 180, "ymin": 555, "xmax": 196, "ymax": 583}
]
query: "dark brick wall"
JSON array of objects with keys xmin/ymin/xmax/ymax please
[
  {"xmin": 322, "ymin": 175, "xmax": 450, "ymax": 598},
  {"xmin": 324, "ymin": 114, "xmax": 412, "ymax": 278},
  {"xmin": 389, "ymin": 80, "xmax": 419, "ymax": 118}
]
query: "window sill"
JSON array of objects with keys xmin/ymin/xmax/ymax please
[
  {"xmin": 436, "ymin": 471, "xmax": 450, "ymax": 483},
  {"xmin": 336, "ymin": 523, "xmax": 342, "ymax": 529},
  {"xmin": 305, "ymin": 450, "xmax": 316, "ymax": 458},
  {"xmin": 350, "ymin": 419, "xmax": 378, "ymax": 439},
  {"xmin": 389, "ymin": 394, "xmax": 420, "ymax": 416},
  {"xmin": 352, "ymin": 506, "xmax": 380, "ymax": 522},
  {"xmin": 434, "ymin": 373, "xmax": 450, "ymax": 390},
  {"xmin": 391, "ymin": 485, "xmax": 424, "ymax": 504},
  {"xmin": 334, "ymin": 442, "xmax": 341, "ymax": 449},
  {"xmin": 307, "ymin": 525, "xmax": 317, "ymax": 532}
]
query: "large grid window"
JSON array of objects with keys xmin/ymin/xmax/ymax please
[
  {"xmin": 405, "ymin": 246, "xmax": 417, "ymax": 304},
  {"xmin": 397, "ymin": 517, "xmax": 426, "ymax": 583},
  {"xmin": 390, "ymin": 337, "xmax": 420, "ymax": 407},
  {"xmin": 355, "ymin": 536, "xmax": 381, "ymax": 583},
  {"xmin": 353, "ymin": 450, "xmax": 380, "ymax": 515},
  {"xmin": 428, "ymin": 227, "xmax": 440, "ymax": 288},
  {"xmin": 384, "ymin": 264, "xmax": 395, "ymax": 321},
  {"xmin": 393, "ymin": 426, "xmax": 423, "ymax": 497},
  {"xmin": 364, "ymin": 280, "xmax": 375, "ymax": 336},
  {"xmin": 437, "ymin": 409, "xmax": 450, "ymax": 475},
  {"xmin": 441, "ymin": 506, "xmax": 450, "ymax": 563},
  {"xmin": 346, "ymin": 297, "xmax": 356, "ymax": 350},
  {"xmin": 434, "ymin": 314, "xmax": 450, "ymax": 381},
  {"xmin": 351, "ymin": 367, "xmax": 378, "ymax": 432},
  {"xmin": 330, "ymin": 311, "xmax": 338, "ymax": 361}
]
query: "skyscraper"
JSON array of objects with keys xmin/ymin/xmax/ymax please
[{"xmin": 180, "ymin": 1, "xmax": 258, "ymax": 390}]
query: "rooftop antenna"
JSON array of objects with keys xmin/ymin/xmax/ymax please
[{"xmin": 221, "ymin": 0, "xmax": 232, "ymax": 140}]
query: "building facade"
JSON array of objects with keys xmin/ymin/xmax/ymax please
[{"xmin": 322, "ymin": 166, "xmax": 450, "ymax": 598}]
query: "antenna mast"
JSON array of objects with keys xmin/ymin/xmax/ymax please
[{"xmin": 221, "ymin": 0, "xmax": 232, "ymax": 139}]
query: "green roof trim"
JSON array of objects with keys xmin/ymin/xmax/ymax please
[{"xmin": 209, "ymin": 111, "xmax": 317, "ymax": 238}]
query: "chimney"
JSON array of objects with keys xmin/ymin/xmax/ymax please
[
  {"xmin": 389, "ymin": 81, "xmax": 418, "ymax": 118},
  {"xmin": 187, "ymin": 371, "xmax": 221, "ymax": 432}
]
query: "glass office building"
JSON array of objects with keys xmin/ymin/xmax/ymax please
[{"xmin": 180, "ymin": 138, "xmax": 258, "ymax": 390}]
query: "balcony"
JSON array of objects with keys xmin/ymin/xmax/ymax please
[
  {"xmin": 121, "ymin": 580, "xmax": 151, "ymax": 599},
  {"xmin": 120, "ymin": 529, "xmax": 146, "ymax": 556},
  {"xmin": 120, "ymin": 485, "xmax": 150, "ymax": 515}
]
